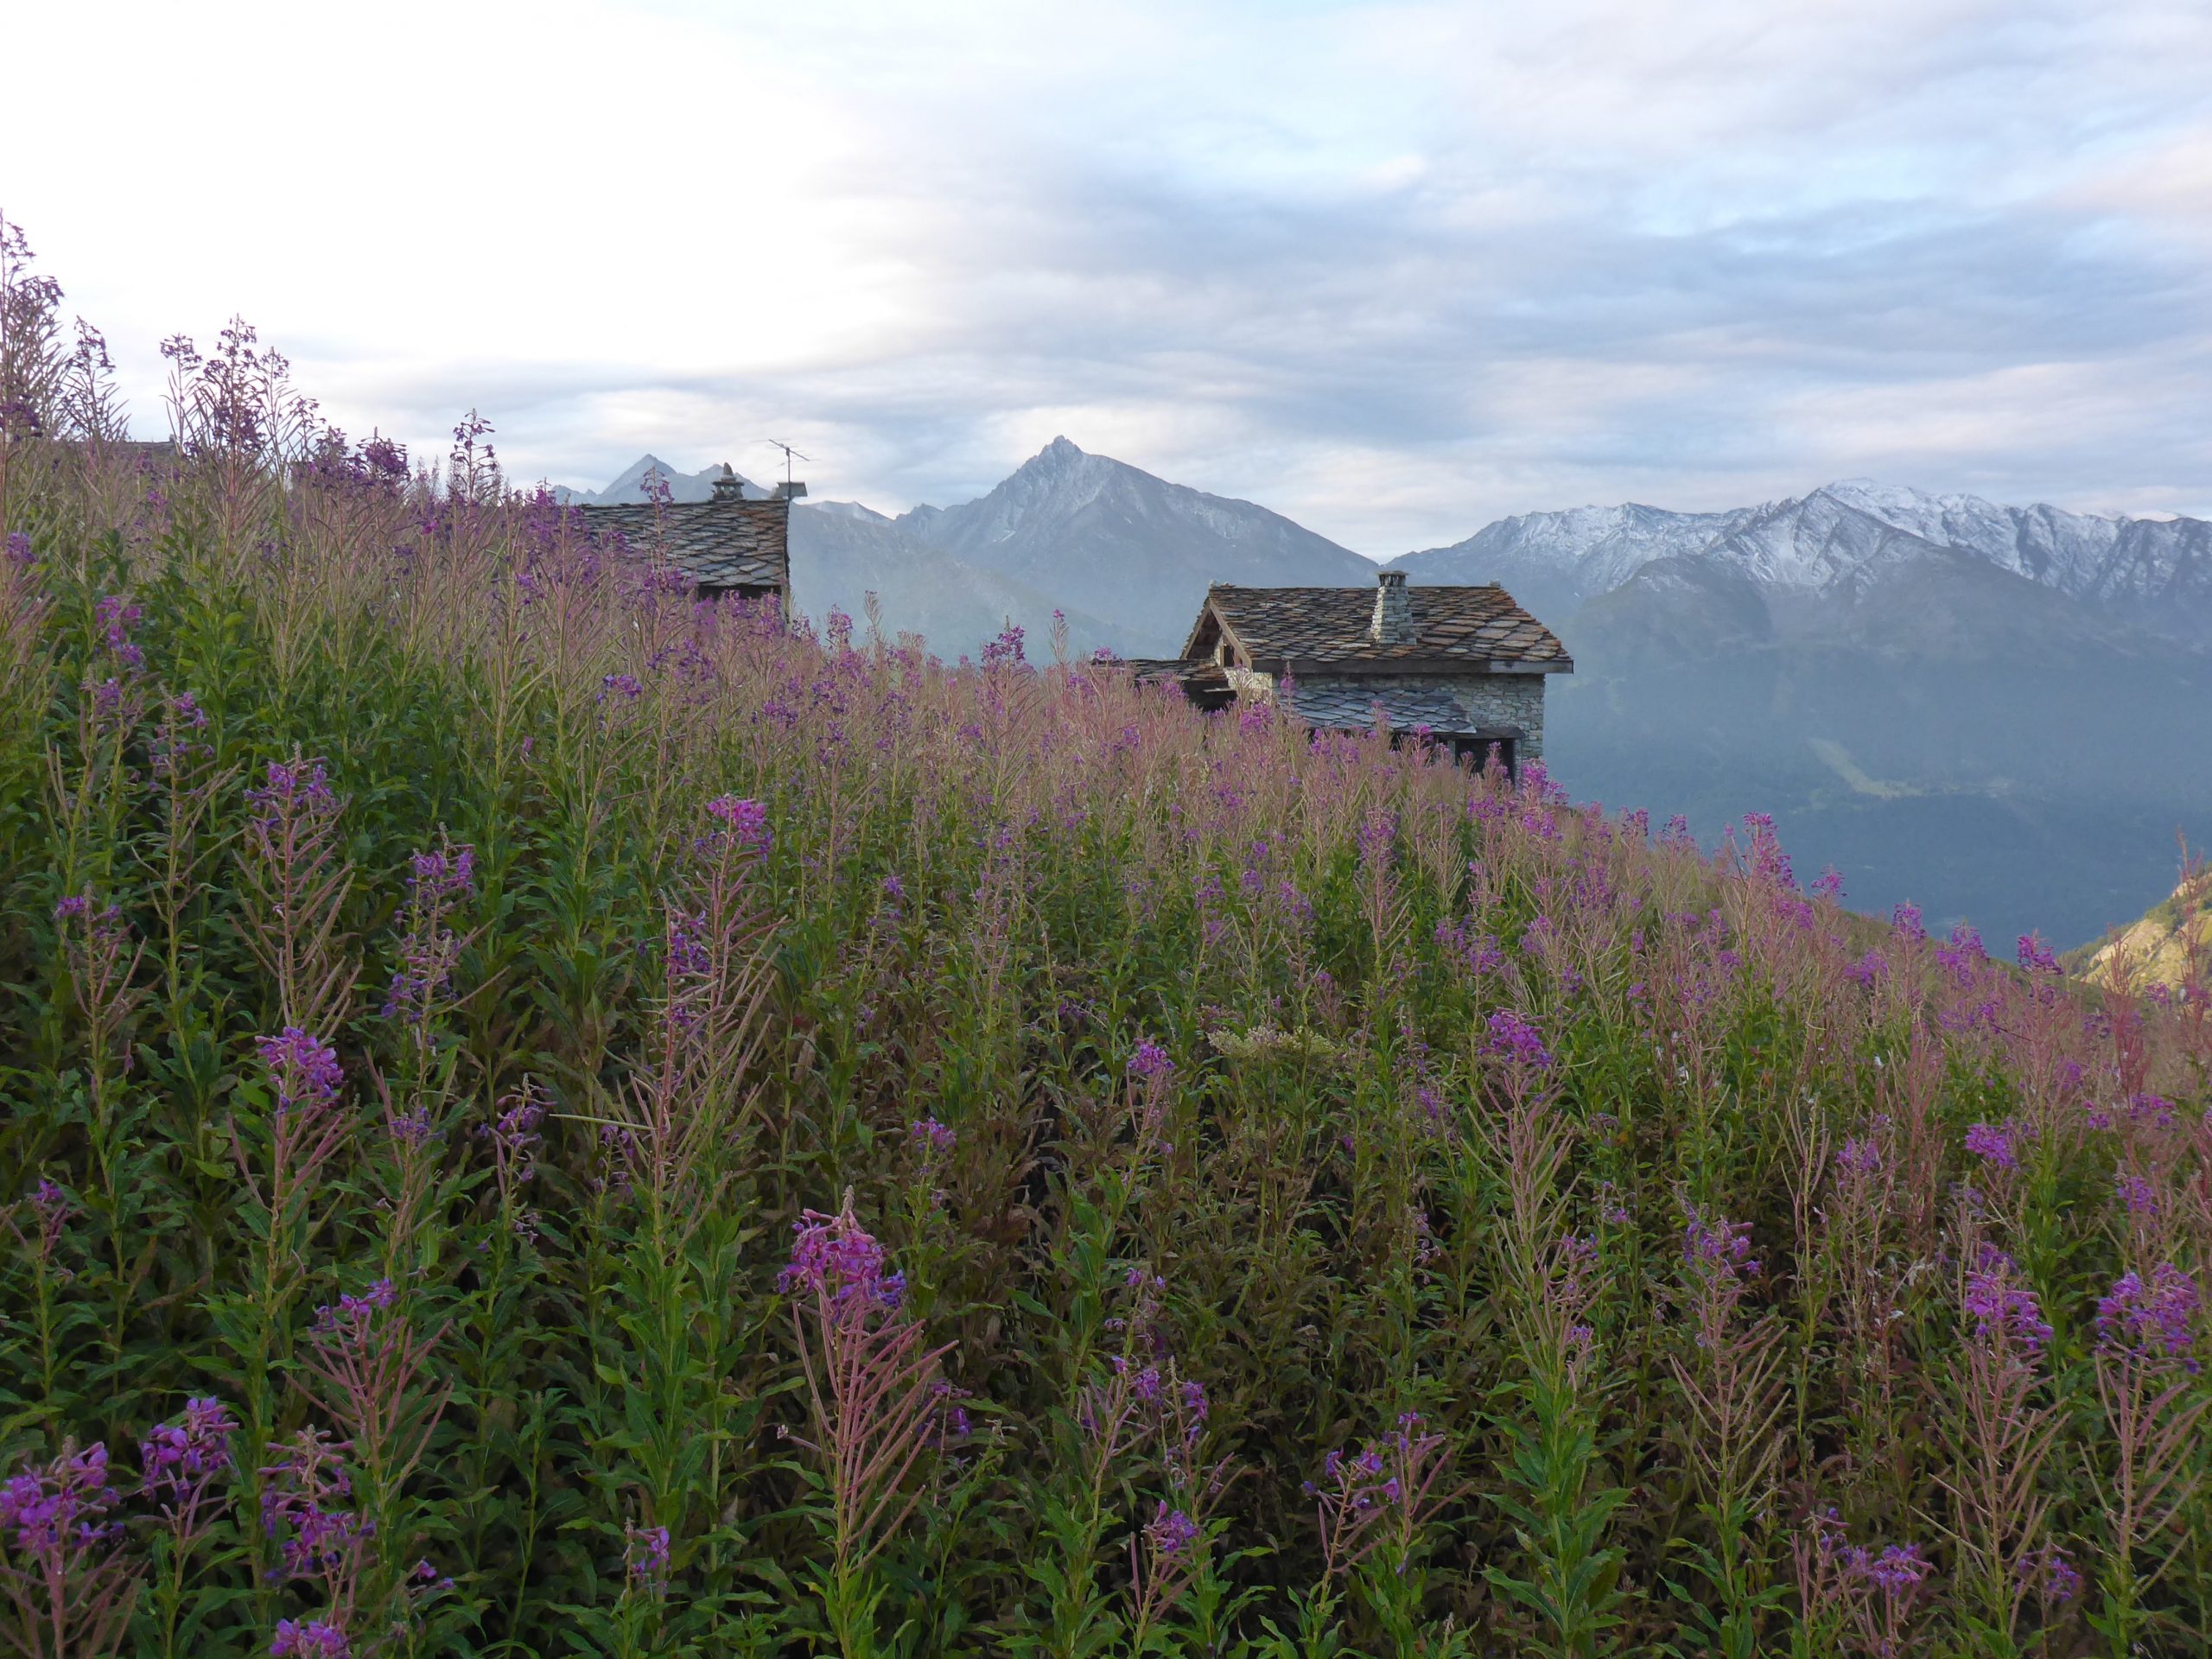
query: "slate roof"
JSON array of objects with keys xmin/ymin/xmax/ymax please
[
  {"xmin": 576, "ymin": 496, "xmax": 791, "ymax": 595},
  {"xmin": 1185, "ymin": 582, "xmax": 1571, "ymax": 673}
]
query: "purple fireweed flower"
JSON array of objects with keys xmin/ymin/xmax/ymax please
[
  {"xmin": 2016, "ymin": 932, "xmax": 2060, "ymax": 974},
  {"xmin": 910, "ymin": 1117, "xmax": 955, "ymax": 1157},
  {"xmin": 407, "ymin": 844, "xmax": 475, "ymax": 899},
  {"xmin": 662, "ymin": 907, "xmax": 712, "ymax": 979},
  {"xmin": 782, "ymin": 1200, "xmax": 905, "ymax": 1311},
  {"xmin": 388, "ymin": 1103, "xmax": 438, "ymax": 1148},
  {"xmin": 1481, "ymin": 1008, "xmax": 1554, "ymax": 1070},
  {"xmin": 2095, "ymin": 1264, "xmax": 2201, "ymax": 1370},
  {"xmin": 1811, "ymin": 867, "xmax": 1846, "ymax": 902},
  {"xmin": 485, "ymin": 1084, "xmax": 545, "ymax": 1189},
  {"xmin": 1128, "ymin": 1040, "xmax": 1175, "ymax": 1082},
  {"xmin": 1596, "ymin": 1180, "xmax": 1631, "ymax": 1225},
  {"xmin": 270, "ymin": 1618, "xmax": 349, "ymax": 1658},
  {"xmin": 142, "ymin": 1396, "xmax": 238, "ymax": 1501},
  {"xmin": 172, "ymin": 692, "xmax": 208, "ymax": 728},
  {"xmin": 1683, "ymin": 1209, "xmax": 1758, "ymax": 1281},
  {"xmin": 704, "ymin": 793, "xmax": 771, "ymax": 854},
  {"xmin": 2125, "ymin": 1091, "xmax": 2177, "ymax": 1130},
  {"xmin": 1179, "ymin": 1378, "xmax": 1209, "ymax": 1442},
  {"xmin": 1964, "ymin": 1252, "xmax": 2053, "ymax": 1351},
  {"xmin": 1963, "ymin": 1120, "xmax": 2027, "ymax": 1171},
  {"xmin": 258, "ymin": 1428, "xmax": 363, "ymax": 1584},
  {"xmin": 599, "ymin": 672, "xmax": 643, "ymax": 701},
  {"xmin": 1844, "ymin": 950, "xmax": 1888, "ymax": 988},
  {"xmin": 3, "ymin": 531, "xmax": 30, "ymax": 563},
  {"xmin": 256, "ymin": 1027, "xmax": 344, "ymax": 1115},
  {"xmin": 1891, "ymin": 901, "xmax": 1927, "ymax": 944},
  {"xmin": 0, "ymin": 1441, "xmax": 122, "ymax": 1555},
  {"xmin": 2116, "ymin": 1173, "xmax": 2160, "ymax": 1217},
  {"xmin": 625, "ymin": 1522, "xmax": 671, "ymax": 1581},
  {"xmin": 1857, "ymin": 1542, "xmax": 1931, "ymax": 1593},
  {"xmin": 1836, "ymin": 1136, "xmax": 1882, "ymax": 1176},
  {"xmin": 1146, "ymin": 1502, "xmax": 1200, "ymax": 1559},
  {"xmin": 2019, "ymin": 1543, "xmax": 2081, "ymax": 1605},
  {"xmin": 247, "ymin": 759, "xmax": 337, "ymax": 828},
  {"xmin": 94, "ymin": 594, "xmax": 145, "ymax": 671},
  {"xmin": 312, "ymin": 1279, "xmax": 397, "ymax": 1334},
  {"xmin": 24, "ymin": 1178, "xmax": 73, "ymax": 1262}
]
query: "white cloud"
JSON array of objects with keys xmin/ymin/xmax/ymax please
[{"xmin": 10, "ymin": 0, "xmax": 2211, "ymax": 544}]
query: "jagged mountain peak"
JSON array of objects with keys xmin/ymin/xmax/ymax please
[
  {"xmin": 556, "ymin": 455, "xmax": 766, "ymax": 505},
  {"xmin": 892, "ymin": 439, "xmax": 1372, "ymax": 652}
]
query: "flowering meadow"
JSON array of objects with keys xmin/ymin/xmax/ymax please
[{"xmin": 3, "ymin": 222, "xmax": 2212, "ymax": 1659}]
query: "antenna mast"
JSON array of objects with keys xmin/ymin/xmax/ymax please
[{"xmin": 760, "ymin": 438, "xmax": 813, "ymax": 490}]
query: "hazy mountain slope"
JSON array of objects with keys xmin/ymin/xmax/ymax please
[
  {"xmin": 898, "ymin": 436, "xmax": 1375, "ymax": 653},
  {"xmin": 1556, "ymin": 540, "xmax": 2212, "ymax": 944},
  {"xmin": 2067, "ymin": 867, "xmax": 2212, "ymax": 993},
  {"xmin": 788, "ymin": 502, "xmax": 1126, "ymax": 658}
]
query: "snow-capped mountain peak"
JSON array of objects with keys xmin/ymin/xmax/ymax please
[{"xmin": 1392, "ymin": 478, "xmax": 2209, "ymax": 636}]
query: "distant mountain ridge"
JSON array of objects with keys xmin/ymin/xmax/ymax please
[{"xmin": 1390, "ymin": 479, "xmax": 2212, "ymax": 644}]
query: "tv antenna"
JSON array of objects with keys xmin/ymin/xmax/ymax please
[{"xmin": 759, "ymin": 438, "xmax": 813, "ymax": 490}]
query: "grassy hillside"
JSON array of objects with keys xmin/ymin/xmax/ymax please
[
  {"xmin": 2067, "ymin": 862, "xmax": 2212, "ymax": 1000},
  {"xmin": 2, "ymin": 351, "xmax": 2211, "ymax": 1654}
]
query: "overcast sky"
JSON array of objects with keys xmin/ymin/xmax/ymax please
[{"xmin": 12, "ymin": 0, "xmax": 2212, "ymax": 552}]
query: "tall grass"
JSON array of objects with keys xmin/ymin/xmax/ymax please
[{"xmin": 3, "ymin": 217, "xmax": 2210, "ymax": 1657}]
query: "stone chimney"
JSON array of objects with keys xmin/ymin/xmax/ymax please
[
  {"xmin": 1370, "ymin": 569, "xmax": 1412, "ymax": 644},
  {"xmin": 711, "ymin": 464, "xmax": 744, "ymax": 503}
]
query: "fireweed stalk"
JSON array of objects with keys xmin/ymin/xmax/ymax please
[
  {"xmin": 1015, "ymin": 1265, "xmax": 1166, "ymax": 1659},
  {"xmin": 781, "ymin": 1193, "xmax": 954, "ymax": 1656},
  {"xmin": 214, "ymin": 1023, "xmax": 355, "ymax": 1609},
  {"xmin": 1938, "ymin": 1240, "xmax": 2061, "ymax": 1651},
  {"xmin": 1475, "ymin": 1011, "xmax": 1629, "ymax": 1658},
  {"xmin": 235, "ymin": 754, "xmax": 354, "ymax": 1034},
  {"xmin": 140, "ymin": 1396, "xmax": 240, "ymax": 1659},
  {"xmin": 1664, "ymin": 1205, "xmax": 1790, "ymax": 1659},
  {"xmin": 49, "ymin": 891, "xmax": 151, "ymax": 1383},
  {"xmin": 2087, "ymin": 1262, "xmax": 2207, "ymax": 1653},
  {"xmin": 0, "ymin": 1181, "xmax": 77, "ymax": 1440},
  {"xmin": 1263, "ymin": 1414, "xmax": 1459, "ymax": 1659},
  {"xmin": 1013, "ymin": 1032, "xmax": 1193, "ymax": 1659},
  {"xmin": 297, "ymin": 1280, "xmax": 449, "ymax": 1633},
  {"xmin": 569, "ymin": 793, "xmax": 778, "ymax": 1659}
]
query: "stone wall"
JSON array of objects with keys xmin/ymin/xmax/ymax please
[
  {"xmin": 1294, "ymin": 672, "xmax": 1548, "ymax": 758},
  {"xmin": 1224, "ymin": 666, "xmax": 1550, "ymax": 758}
]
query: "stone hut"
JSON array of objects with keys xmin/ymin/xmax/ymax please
[
  {"xmin": 1165, "ymin": 571, "xmax": 1572, "ymax": 772},
  {"xmin": 577, "ymin": 464, "xmax": 796, "ymax": 611}
]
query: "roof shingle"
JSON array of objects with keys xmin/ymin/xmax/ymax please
[
  {"xmin": 577, "ymin": 498, "xmax": 791, "ymax": 594},
  {"xmin": 1189, "ymin": 583, "xmax": 1571, "ymax": 672}
]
